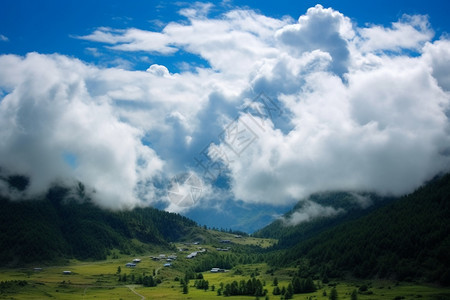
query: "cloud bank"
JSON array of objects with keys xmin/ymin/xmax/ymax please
[{"xmin": 1, "ymin": 4, "xmax": 450, "ymax": 212}]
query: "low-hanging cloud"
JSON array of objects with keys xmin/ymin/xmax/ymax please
[
  {"xmin": 0, "ymin": 3, "xmax": 450, "ymax": 212},
  {"xmin": 0, "ymin": 53, "xmax": 164, "ymax": 208},
  {"xmin": 283, "ymin": 201, "xmax": 345, "ymax": 226}
]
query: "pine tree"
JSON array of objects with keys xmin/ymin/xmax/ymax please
[
  {"xmin": 351, "ymin": 289, "xmax": 358, "ymax": 300},
  {"xmin": 285, "ymin": 283, "xmax": 294, "ymax": 299},
  {"xmin": 292, "ymin": 277, "xmax": 301, "ymax": 293},
  {"xmin": 273, "ymin": 286, "xmax": 281, "ymax": 295},
  {"xmin": 329, "ymin": 287, "xmax": 338, "ymax": 300}
]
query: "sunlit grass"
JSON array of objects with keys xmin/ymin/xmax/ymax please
[{"xmin": 1, "ymin": 248, "xmax": 449, "ymax": 299}]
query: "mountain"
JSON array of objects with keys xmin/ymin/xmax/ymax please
[
  {"xmin": 253, "ymin": 192, "xmax": 394, "ymax": 248},
  {"xmin": 0, "ymin": 185, "xmax": 201, "ymax": 266},
  {"xmin": 265, "ymin": 174, "xmax": 450, "ymax": 285}
]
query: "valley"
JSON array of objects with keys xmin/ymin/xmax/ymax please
[
  {"xmin": 1, "ymin": 234, "xmax": 449, "ymax": 300},
  {"xmin": 1, "ymin": 174, "xmax": 449, "ymax": 299}
]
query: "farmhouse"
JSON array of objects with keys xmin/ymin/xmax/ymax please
[
  {"xmin": 217, "ymin": 247, "xmax": 230, "ymax": 251},
  {"xmin": 133, "ymin": 258, "xmax": 141, "ymax": 263},
  {"xmin": 125, "ymin": 263, "xmax": 136, "ymax": 267},
  {"xmin": 210, "ymin": 268, "xmax": 226, "ymax": 273},
  {"xmin": 62, "ymin": 271, "xmax": 72, "ymax": 275},
  {"xmin": 186, "ymin": 252, "xmax": 197, "ymax": 259}
]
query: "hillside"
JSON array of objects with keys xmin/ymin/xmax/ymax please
[
  {"xmin": 253, "ymin": 192, "xmax": 393, "ymax": 248},
  {"xmin": 0, "ymin": 185, "xmax": 201, "ymax": 266},
  {"xmin": 266, "ymin": 174, "xmax": 450, "ymax": 285}
]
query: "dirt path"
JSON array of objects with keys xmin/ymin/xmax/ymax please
[
  {"xmin": 126, "ymin": 285, "xmax": 146, "ymax": 300},
  {"xmin": 82, "ymin": 285, "xmax": 145, "ymax": 300}
]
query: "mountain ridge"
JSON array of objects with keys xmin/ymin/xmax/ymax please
[
  {"xmin": 0, "ymin": 185, "xmax": 201, "ymax": 266},
  {"xmin": 264, "ymin": 173, "xmax": 450, "ymax": 285}
]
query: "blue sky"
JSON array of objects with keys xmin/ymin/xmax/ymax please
[
  {"xmin": 1, "ymin": 0, "xmax": 450, "ymax": 232},
  {"xmin": 1, "ymin": 0, "xmax": 449, "ymax": 70}
]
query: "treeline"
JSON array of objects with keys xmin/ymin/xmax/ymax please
[
  {"xmin": 220, "ymin": 278, "xmax": 265, "ymax": 297},
  {"xmin": 215, "ymin": 276, "xmax": 317, "ymax": 298},
  {"xmin": 0, "ymin": 280, "xmax": 28, "ymax": 295},
  {"xmin": 204, "ymin": 226, "xmax": 249, "ymax": 237},
  {"xmin": 185, "ymin": 248, "xmax": 266, "ymax": 274},
  {"xmin": 266, "ymin": 174, "xmax": 450, "ymax": 285},
  {"xmin": 117, "ymin": 272, "xmax": 158, "ymax": 287},
  {"xmin": 0, "ymin": 185, "xmax": 200, "ymax": 265}
]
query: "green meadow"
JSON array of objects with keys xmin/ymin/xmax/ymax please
[{"xmin": 1, "ymin": 245, "xmax": 449, "ymax": 300}]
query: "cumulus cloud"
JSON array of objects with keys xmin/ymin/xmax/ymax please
[
  {"xmin": 275, "ymin": 4, "xmax": 353, "ymax": 76},
  {"xmin": 0, "ymin": 53, "xmax": 164, "ymax": 208},
  {"xmin": 358, "ymin": 14, "xmax": 433, "ymax": 53},
  {"xmin": 1, "ymin": 3, "xmax": 450, "ymax": 214}
]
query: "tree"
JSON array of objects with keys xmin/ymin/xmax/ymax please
[
  {"xmin": 142, "ymin": 276, "xmax": 156, "ymax": 287},
  {"xmin": 351, "ymin": 289, "xmax": 358, "ymax": 300},
  {"xmin": 329, "ymin": 287, "xmax": 338, "ymax": 300},
  {"xmin": 292, "ymin": 277, "xmax": 301, "ymax": 293},
  {"xmin": 304, "ymin": 277, "xmax": 316, "ymax": 292},
  {"xmin": 285, "ymin": 283, "xmax": 294, "ymax": 299},
  {"xmin": 273, "ymin": 277, "xmax": 278, "ymax": 286},
  {"xmin": 182, "ymin": 283, "xmax": 188, "ymax": 294},
  {"xmin": 117, "ymin": 266, "xmax": 121, "ymax": 274},
  {"xmin": 273, "ymin": 286, "xmax": 281, "ymax": 295}
]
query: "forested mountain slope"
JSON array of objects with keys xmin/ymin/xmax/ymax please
[
  {"xmin": 267, "ymin": 174, "xmax": 450, "ymax": 285},
  {"xmin": 0, "ymin": 185, "xmax": 199, "ymax": 266},
  {"xmin": 254, "ymin": 192, "xmax": 393, "ymax": 248}
]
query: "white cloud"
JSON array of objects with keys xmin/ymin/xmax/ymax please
[
  {"xmin": 146, "ymin": 64, "xmax": 170, "ymax": 77},
  {"xmin": 0, "ymin": 34, "xmax": 8, "ymax": 42},
  {"xmin": 358, "ymin": 14, "xmax": 434, "ymax": 53},
  {"xmin": 0, "ymin": 53, "xmax": 164, "ymax": 209},
  {"xmin": 1, "ymin": 3, "xmax": 450, "ymax": 213},
  {"xmin": 213, "ymin": 50, "xmax": 450, "ymax": 205},
  {"xmin": 283, "ymin": 200, "xmax": 345, "ymax": 226},
  {"xmin": 179, "ymin": 2, "xmax": 214, "ymax": 19},
  {"xmin": 77, "ymin": 27, "xmax": 177, "ymax": 54},
  {"xmin": 422, "ymin": 39, "xmax": 450, "ymax": 91},
  {"xmin": 275, "ymin": 4, "xmax": 354, "ymax": 76}
]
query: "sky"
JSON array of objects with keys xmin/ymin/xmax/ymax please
[{"xmin": 1, "ymin": 0, "xmax": 450, "ymax": 232}]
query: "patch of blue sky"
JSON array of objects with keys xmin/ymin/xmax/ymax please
[
  {"xmin": 62, "ymin": 152, "xmax": 78, "ymax": 169},
  {"xmin": 2, "ymin": 0, "xmax": 449, "ymax": 61},
  {"xmin": 0, "ymin": 89, "xmax": 9, "ymax": 103},
  {"xmin": 232, "ymin": 0, "xmax": 449, "ymax": 42},
  {"xmin": 184, "ymin": 197, "xmax": 292, "ymax": 233}
]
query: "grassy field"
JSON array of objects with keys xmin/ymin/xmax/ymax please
[
  {"xmin": 1, "ymin": 258, "xmax": 449, "ymax": 299},
  {"xmin": 0, "ymin": 233, "xmax": 449, "ymax": 299}
]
